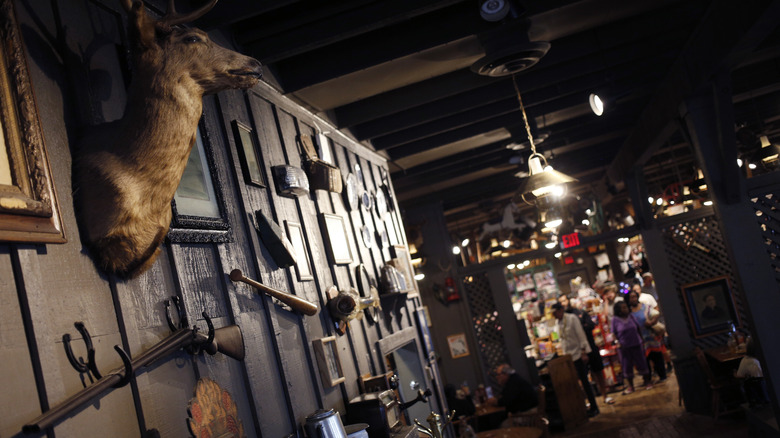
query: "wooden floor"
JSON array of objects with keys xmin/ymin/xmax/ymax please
[{"xmin": 552, "ymin": 373, "xmax": 750, "ymax": 437}]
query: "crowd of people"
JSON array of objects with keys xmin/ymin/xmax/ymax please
[{"xmin": 445, "ymin": 271, "xmax": 767, "ymax": 434}]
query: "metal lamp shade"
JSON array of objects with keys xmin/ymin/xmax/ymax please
[{"xmin": 517, "ymin": 167, "xmax": 577, "ymax": 204}]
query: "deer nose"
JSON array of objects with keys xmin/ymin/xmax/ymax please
[{"xmin": 248, "ymin": 58, "xmax": 263, "ymax": 78}]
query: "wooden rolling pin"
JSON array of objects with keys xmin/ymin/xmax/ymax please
[{"xmin": 230, "ymin": 269, "xmax": 319, "ymax": 316}]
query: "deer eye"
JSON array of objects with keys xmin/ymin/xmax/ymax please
[{"xmin": 183, "ymin": 35, "xmax": 202, "ymax": 43}]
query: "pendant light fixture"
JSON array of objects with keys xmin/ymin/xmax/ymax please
[{"xmin": 512, "ymin": 75, "xmax": 577, "ymax": 208}]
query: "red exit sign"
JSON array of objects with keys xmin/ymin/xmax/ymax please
[{"xmin": 561, "ymin": 232, "xmax": 580, "ymax": 248}]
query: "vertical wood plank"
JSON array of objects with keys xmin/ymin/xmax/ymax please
[{"xmin": 0, "ymin": 247, "xmax": 42, "ymax": 436}]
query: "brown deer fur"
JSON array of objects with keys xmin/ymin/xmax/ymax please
[{"xmin": 73, "ymin": 0, "xmax": 261, "ymax": 278}]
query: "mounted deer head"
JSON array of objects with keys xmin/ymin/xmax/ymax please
[{"xmin": 73, "ymin": 0, "xmax": 262, "ymax": 278}]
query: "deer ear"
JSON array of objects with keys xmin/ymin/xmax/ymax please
[{"xmin": 127, "ymin": 1, "xmax": 158, "ymax": 50}]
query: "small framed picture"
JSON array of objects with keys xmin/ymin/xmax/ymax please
[
  {"xmin": 313, "ymin": 336, "xmax": 346, "ymax": 387},
  {"xmin": 232, "ymin": 120, "xmax": 265, "ymax": 187},
  {"xmin": 321, "ymin": 213, "xmax": 353, "ymax": 264},
  {"xmin": 285, "ymin": 221, "xmax": 313, "ymax": 281},
  {"xmin": 447, "ymin": 333, "xmax": 469, "ymax": 359},
  {"xmin": 681, "ymin": 276, "xmax": 740, "ymax": 338}
]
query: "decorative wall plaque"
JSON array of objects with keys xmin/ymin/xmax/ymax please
[{"xmin": 187, "ymin": 378, "xmax": 245, "ymax": 438}]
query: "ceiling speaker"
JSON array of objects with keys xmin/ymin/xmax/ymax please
[{"xmin": 471, "ymin": 41, "xmax": 550, "ymax": 76}]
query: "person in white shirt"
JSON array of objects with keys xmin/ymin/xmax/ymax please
[
  {"xmin": 641, "ymin": 272, "xmax": 659, "ymax": 300},
  {"xmin": 632, "ymin": 282, "xmax": 658, "ymax": 311},
  {"xmin": 552, "ymin": 302, "xmax": 599, "ymax": 417},
  {"xmin": 735, "ymin": 338, "xmax": 769, "ymax": 407}
]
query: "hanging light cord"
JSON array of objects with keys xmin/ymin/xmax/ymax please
[{"xmin": 513, "ymin": 74, "xmax": 538, "ymax": 156}]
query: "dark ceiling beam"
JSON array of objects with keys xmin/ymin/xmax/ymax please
[
  {"xmin": 393, "ymin": 154, "xmax": 516, "ymax": 193},
  {"xmin": 607, "ymin": 0, "xmax": 780, "ymax": 186},
  {"xmin": 331, "ymin": 2, "xmax": 703, "ymax": 127},
  {"xmin": 233, "ymin": 0, "xmax": 380, "ymax": 43},
  {"xmin": 369, "ymin": 64, "xmax": 658, "ymax": 149},
  {"xmin": 387, "ymin": 112, "xmax": 520, "ymax": 162},
  {"xmin": 372, "ymin": 98, "xmax": 520, "ymax": 150},
  {"xmin": 195, "ymin": 0, "xmax": 297, "ymax": 29},
  {"xmin": 403, "ymin": 170, "xmax": 521, "ymax": 208},
  {"xmin": 391, "ymin": 140, "xmax": 510, "ymax": 181},
  {"xmin": 386, "ymin": 93, "xmax": 593, "ymax": 160},
  {"xmin": 253, "ymin": 2, "xmax": 492, "ymax": 87}
]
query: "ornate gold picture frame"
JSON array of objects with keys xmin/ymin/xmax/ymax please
[{"xmin": 0, "ymin": 0, "xmax": 65, "ymax": 243}]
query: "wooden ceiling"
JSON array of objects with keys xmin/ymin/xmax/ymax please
[{"xmin": 197, "ymin": 0, "xmax": 780, "ymax": 241}]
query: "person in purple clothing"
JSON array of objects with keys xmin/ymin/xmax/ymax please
[{"xmin": 611, "ymin": 301, "xmax": 652, "ymax": 394}]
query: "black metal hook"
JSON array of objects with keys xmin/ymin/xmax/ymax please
[
  {"xmin": 202, "ymin": 312, "xmax": 215, "ymax": 346},
  {"xmin": 164, "ymin": 296, "xmax": 188, "ymax": 332},
  {"xmin": 63, "ymin": 322, "xmax": 101, "ymax": 380},
  {"xmin": 111, "ymin": 345, "xmax": 133, "ymax": 388},
  {"xmin": 187, "ymin": 312, "xmax": 215, "ymax": 355}
]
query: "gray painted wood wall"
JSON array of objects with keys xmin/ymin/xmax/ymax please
[{"xmin": 0, "ymin": 1, "xmax": 439, "ymax": 436}]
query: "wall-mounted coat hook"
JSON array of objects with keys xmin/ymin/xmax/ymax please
[
  {"xmin": 22, "ymin": 300, "xmax": 246, "ymax": 434},
  {"xmin": 165, "ymin": 296, "xmax": 188, "ymax": 331},
  {"xmin": 63, "ymin": 321, "xmax": 101, "ymax": 382}
]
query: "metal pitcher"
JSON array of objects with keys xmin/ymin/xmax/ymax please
[{"xmin": 304, "ymin": 409, "xmax": 347, "ymax": 438}]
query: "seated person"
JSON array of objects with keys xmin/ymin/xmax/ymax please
[
  {"xmin": 487, "ymin": 364, "xmax": 538, "ymax": 427},
  {"xmin": 444, "ymin": 383, "xmax": 476, "ymax": 418},
  {"xmin": 735, "ymin": 338, "xmax": 770, "ymax": 407}
]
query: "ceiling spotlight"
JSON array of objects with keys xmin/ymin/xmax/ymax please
[
  {"xmin": 703, "ymin": 200, "xmax": 713, "ymax": 206},
  {"xmin": 748, "ymin": 162, "xmax": 757, "ymax": 170},
  {"xmin": 452, "ymin": 245, "xmax": 461, "ymax": 255},
  {"xmin": 554, "ymin": 252, "xmax": 562, "ymax": 258},
  {"xmin": 502, "ymin": 239, "xmax": 511, "ymax": 248},
  {"xmin": 737, "ymin": 158, "xmax": 743, "ymax": 167},
  {"xmin": 656, "ymin": 198, "xmax": 663, "ymax": 206},
  {"xmin": 523, "ymin": 260, "xmax": 530, "ymax": 266},
  {"xmin": 545, "ymin": 241, "xmax": 557, "ymax": 249},
  {"xmin": 507, "ymin": 263, "xmax": 516, "ymax": 270},
  {"xmin": 414, "ymin": 272, "xmax": 425, "ymax": 281},
  {"xmin": 479, "ymin": 0, "xmax": 510, "ymax": 22},
  {"xmin": 582, "ymin": 219, "xmax": 590, "ymax": 225},
  {"xmin": 461, "ymin": 237, "xmax": 470, "ymax": 247},
  {"xmin": 648, "ymin": 196, "xmax": 654, "ymax": 204},
  {"xmin": 589, "ymin": 93, "xmax": 605, "ymax": 116},
  {"xmin": 545, "ymin": 219, "xmax": 563, "ymax": 228}
]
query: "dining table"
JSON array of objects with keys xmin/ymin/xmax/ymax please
[
  {"xmin": 475, "ymin": 426, "xmax": 543, "ymax": 438},
  {"xmin": 474, "ymin": 405, "xmax": 507, "ymax": 431},
  {"xmin": 704, "ymin": 344, "xmax": 746, "ymax": 378},
  {"xmin": 705, "ymin": 345, "xmax": 746, "ymax": 363}
]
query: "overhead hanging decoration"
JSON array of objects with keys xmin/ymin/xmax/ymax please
[{"xmin": 512, "ymin": 75, "xmax": 577, "ymax": 213}]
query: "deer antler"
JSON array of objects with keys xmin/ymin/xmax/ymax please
[{"xmin": 159, "ymin": 0, "xmax": 219, "ymax": 29}]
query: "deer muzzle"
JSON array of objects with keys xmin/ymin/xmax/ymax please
[{"xmin": 230, "ymin": 58, "xmax": 263, "ymax": 79}]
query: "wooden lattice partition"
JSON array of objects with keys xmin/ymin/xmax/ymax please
[
  {"xmin": 750, "ymin": 192, "xmax": 780, "ymax": 284},
  {"xmin": 461, "ymin": 273, "xmax": 510, "ymax": 372},
  {"xmin": 660, "ymin": 212, "xmax": 748, "ymax": 349}
]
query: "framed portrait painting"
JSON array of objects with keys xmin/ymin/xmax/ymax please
[{"xmin": 681, "ymin": 276, "xmax": 740, "ymax": 338}]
